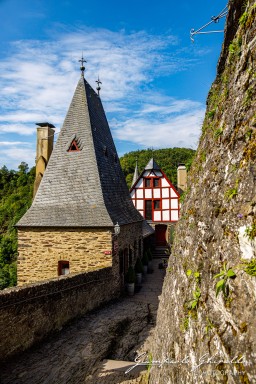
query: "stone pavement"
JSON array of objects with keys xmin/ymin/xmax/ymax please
[{"xmin": 0, "ymin": 259, "xmax": 166, "ymax": 384}]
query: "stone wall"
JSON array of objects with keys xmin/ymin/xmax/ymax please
[
  {"xmin": 117, "ymin": 221, "xmax": 144, "ymax": 285},
  {"xmin": 0, "ymin": 266, "xmax": 120, "ymax": 362},
  {"xmin": 17, "ymin": 228, "xmax": 112, "ymax": 285},
  {"xmin": 150, "ymin": 0, "xmax": 256, "ymax": 382}
]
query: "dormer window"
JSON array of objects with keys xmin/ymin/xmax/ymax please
[
  {"xmin": 144, "ymin": 178, "xmax": 151, "ymax": 188},
  {"xmin": 68, "ymin": 139, "xmax": 80, "ymax": 152}
]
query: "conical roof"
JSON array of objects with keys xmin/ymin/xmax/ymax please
[
  {"xmin": 144, "ymin": 158, "xmax": 161, "ymax": 171},
  {"xmin": 131, "ymin": 160, "xmax": 139, "ymax": 187},
  {"xmin": 17, "ymin": 76, "xmax": 142, "ymax": 227}
]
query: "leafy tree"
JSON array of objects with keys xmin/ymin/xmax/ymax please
[
  {"xmin": 119, "ymin": 147, "xmax": 195, "ymax": 188},
  {"xmin": 0, "ymin": 164, "xmax": 34, "ymax": 289}
]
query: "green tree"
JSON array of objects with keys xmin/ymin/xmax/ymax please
[
  {"xmin": 0, "ymin": 163, "xmax": 35, "ymax": 289},
  {"xmin": 120, "ymin": 147, "xmax": 195, "ymax": 188}
]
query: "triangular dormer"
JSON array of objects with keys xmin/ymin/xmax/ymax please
[{"xmin": 68, "ymin": 139, "xmax": 80, "ymax": 152}]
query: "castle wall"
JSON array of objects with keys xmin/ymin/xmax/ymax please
[
  {"xmin": 0, "ymin": 221, "xmax": 143, "ymax": 362},
  {"xmin": 0, "ymin": 267, "xmax": 120, "ymax": 362},
  {"xmin": 17, "ymin": 228, "xmax": 113, "ymax": 286}
]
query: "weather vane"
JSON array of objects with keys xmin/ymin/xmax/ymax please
[
  {"xmin": 190, "ymin": 5, "xmax": 228, "ymax": 42},
  {"xmin": 95, "ymin": 76, "xmax": 102, "ymax": 96},
  {"xmin": 79, "ymin": 54, "xmax": 87, "ymax": 76}
]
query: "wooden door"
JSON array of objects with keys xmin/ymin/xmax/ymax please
[{"xmin": 155, "ymin": 224, "xmax": 167, "ymax": 246}]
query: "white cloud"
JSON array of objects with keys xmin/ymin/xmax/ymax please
[
  {"xmin": 0, "ymin": 142, "xmax": 35, "ymax": 169},
  {"xmin": 112, "ymin": 108, "xmax": 205, "ymax": 149},
  {"xmin": 0, "ymin": 26, "xmax": 206, "ymax": 168},
  {"xmin": 0, "ymin": 124, "xmax": 34, "ymax": 135}
]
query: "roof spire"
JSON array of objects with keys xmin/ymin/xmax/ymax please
[
  {"xmin": 79, "ymin": 54, "xmax": 86, "ymax": 77},
  {"xmin": 131, "ymin": 157, "xmax": 139, "ymax": 187},
  {"xmin": 95, "ymin": 76, "xmax": 102, "ymax": 96}
]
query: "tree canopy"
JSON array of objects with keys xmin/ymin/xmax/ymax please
[
  {"xmin": 0, "ymin": 163, "xmax": 34, "ymax": 289},
  {"xmin": 119, "ymin": 147, "xmax": 195, "ymax": 188}
]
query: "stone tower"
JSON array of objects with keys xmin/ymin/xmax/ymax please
[
  {"xmin": 33, "ymin": 122, "xmax": 55, "ymax": 197},
  {"xmin": 17, "ymin": 68, "xmax": 144, "ymax": 286}
]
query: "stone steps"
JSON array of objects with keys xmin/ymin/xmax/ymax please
[{"xmin": 152, "ymin": 246, "xmax": 170, "ymax": 259}]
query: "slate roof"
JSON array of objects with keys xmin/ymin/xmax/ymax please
[
  {"xmin": 144, "ymin": 158, "xmax": 161, "ymax": 171},
  {"xmin": 17, "ymin": 76, "xmax": 143, "ymax": 228},
  {"xmin": 142, "ymin": 220, "xmax": 155, "ymax": 238},
  {"xmin": 131, "ymin": 160, "xmax": 139, "ymax": 187}
]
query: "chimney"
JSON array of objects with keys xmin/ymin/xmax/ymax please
[
  {"xmin": 33, "ymin": 122, "xmax": 55, "ymax": 197},
  {"xmin": 177, "ymin": 164, "xmax": 187, "ymax": 193}
]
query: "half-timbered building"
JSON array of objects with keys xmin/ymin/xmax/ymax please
[{"xmin": 130, "ymin": 158, "xmax": 180, "ymax": 245}]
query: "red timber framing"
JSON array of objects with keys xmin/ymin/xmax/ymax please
[{"xmin": 130, "ymin": 168, "xmax": 180, "ymax": 223}]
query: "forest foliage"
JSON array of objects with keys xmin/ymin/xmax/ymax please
[
  {"xmin": 120, "ymin": 147, "xmax": 195, "ymax": 188},
  {"xmin": 0, "ymin": 147, "xmax": 195, "ymax": 289},
  {"xmin": 0, "ymin": 163, "xmax": 34, "ymax": 289}
]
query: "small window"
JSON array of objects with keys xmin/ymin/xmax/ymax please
[
  {"xmin": 68, "ymin": 139, "xmax": 80, "ymax": 152},
  {"xmin": 58, "ymin": 260, "xmax": 70, "ymax": 276},
  {"xmin": 144, "ymin": 178, "xmax": 151, "ymax": 188},
  {"xmin": 153, "ymin": 178, "xmax": 160, "ymax": 187},
  {"xmin": 145, "ymin": 200, "xmax": 152, "ymax": 220},
  {"xmin": 154, "ymin": 200, "xmax": 160, "ymax": 210}
]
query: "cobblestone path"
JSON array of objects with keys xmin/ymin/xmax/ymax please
[{"xmin": 0, "ymin": 260, "xmax": 166, "ymax": 384}]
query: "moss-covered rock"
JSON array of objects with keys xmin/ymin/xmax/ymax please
[{"xmin": 150, "ymin": 0, "xmax": 256, "ymax": 382}]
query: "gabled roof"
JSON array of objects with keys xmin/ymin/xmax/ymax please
[
  {"xmin": 17, "ymin": 76, "xmax": 143, "ymax": 228},
  {"xmin": 130, "ymin": 157, "xmax": 180, "ymax": 198}
]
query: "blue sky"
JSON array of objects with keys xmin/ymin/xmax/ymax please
[{"xmin": 0, "ymin": 0, "xmax": 227, "ymax": 170}]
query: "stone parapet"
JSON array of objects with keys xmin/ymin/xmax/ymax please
[{"xmin": 0, "ymin": 267, "xmax": 119, "ymax": 362}]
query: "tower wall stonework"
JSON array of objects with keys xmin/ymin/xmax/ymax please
[
  {"xmin": 17, "ymin": 228, "xmax": 113, "ymax": 286},
  {"xmin": 17, "ymin": 221, "xmax": 144, "ymax": 286}
]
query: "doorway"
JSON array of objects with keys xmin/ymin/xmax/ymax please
[{"xmin": 155, "ymin": 224, "xmax": 167, "ymax": 246}]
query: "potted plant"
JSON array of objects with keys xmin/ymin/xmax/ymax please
[
  {"xmin": 126, "ymin": 265, "xmax": 136, "ymax": 296},
  {"xmin": 147, "ymin": 248, "xmax": 153, "ymax": 271},
  {"xmin": 135, "ymin": 258, "xmax": 143, "ymax": 285},
  {"xmin": 142, "ymin": 251, "xmax": 149, "ymax": 275}
]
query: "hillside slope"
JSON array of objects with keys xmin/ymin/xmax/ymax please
[{"xmin": 150, "ymin": 0, "xmax": 256, "ymax": 382}]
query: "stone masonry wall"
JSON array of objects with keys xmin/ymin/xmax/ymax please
[
  {"xmin": 112, "ymin": 221, "xmax": 144, "ymax": 288},
  {"xmin": 0, "ymin": 266, "xmax": 120, "ymax": 362},
  {"xmin": 17, "ymin": 228, "xmax": 112, "ymax": 285}
]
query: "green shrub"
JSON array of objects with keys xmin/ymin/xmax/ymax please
[
  {"xmin": 142, "ymin": 251, "xmax": 149, "ymax": 266},
  {"xmin": 245, "ymin": 224, "xmax": 256, "ymax": 240},
  {"xmin": 126, "ymin": 266, "xmax": 136, "ymax": 283},
  {"xmin": 214, "ymin": 264, "xmax": 236, "ymax": 298}
]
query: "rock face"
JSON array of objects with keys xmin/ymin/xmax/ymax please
[{"xmin": 150, "ymin": 0, "xmax": 256, "ymax": 383}]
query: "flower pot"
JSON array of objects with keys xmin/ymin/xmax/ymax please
[
  {"xmin": 136, "ymin": 272, "xmax": 142, "ymax": 285},
  {"xmin": 127, "ymin": 282, "xmax": 135, "ymax": 296}
]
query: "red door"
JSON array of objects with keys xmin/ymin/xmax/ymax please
[{"xmin": 155, "ymin": 224, "xmax": 167, "ymax": 246}]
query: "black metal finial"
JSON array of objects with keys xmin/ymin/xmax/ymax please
[
  {"xmin": 95, "ymin": 76, "xmax": 102, "ymax": 96},
  {"xmin": 79, "ymin": 54, "xmax": 86, "ymax": 76}
]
